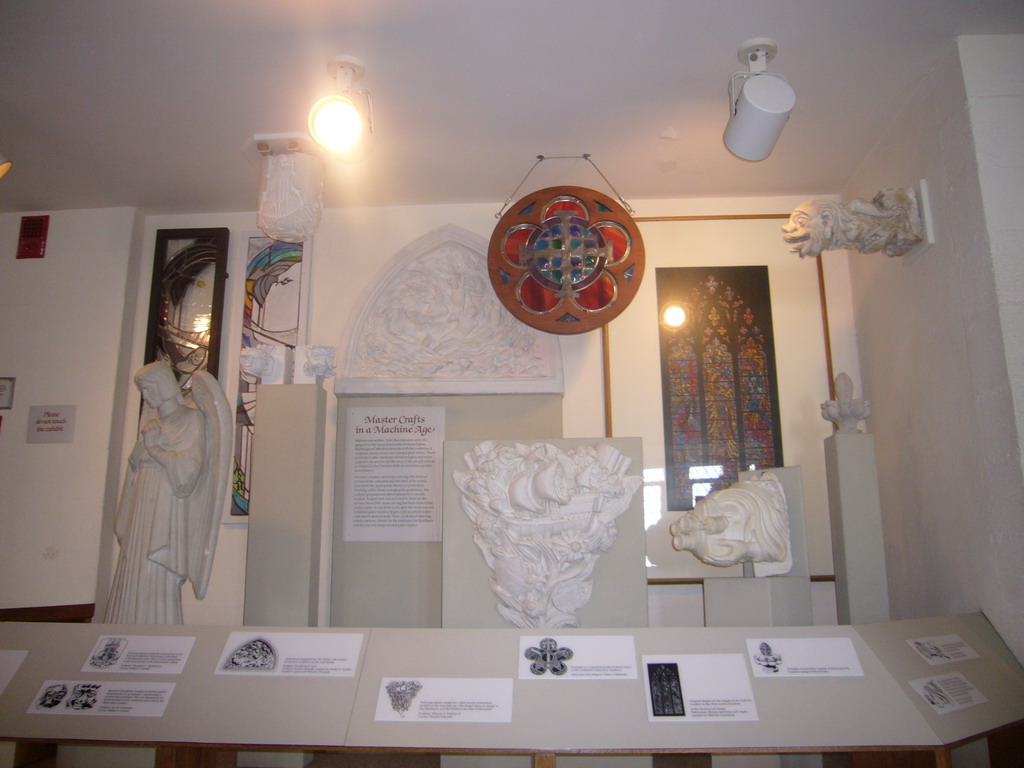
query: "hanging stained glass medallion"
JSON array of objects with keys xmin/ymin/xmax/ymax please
[{"xmin": 488, "ymin": 186, "xmax": 644, "ymax": 334}]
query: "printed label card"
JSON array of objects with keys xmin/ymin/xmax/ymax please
[
  {"xmin": 906, "ymin": 634, "xmax": 980, "ymax": 666},
  {"xmin": 518, "ymin": 635, "xmax": 637, "ymax": 679},
  {"xmin": 216, "ymin": 631, "xmax": 364, "ymax": 676},
  {"xmin": 29, "ymin": 680, "xmax": 174, "ymax": 717},
  {"xmin": 745, "ymin": 637, "xmax": 864, "ymax": 677},
  {"xmin": 642, "ymin": 654, "xmax": 758, "ymax": 721},
  {"xmin": 909, "ymin": 672, "xmax": 988, "ymax": 714},
  {"xmin": 0, "ymin": 650, "xmax": 28, "ymax": 696},
  {"xmin": 83, "ymin": 635, "xmax": 195, "ymax": 674},
  {"xmin": 374, "ymin": 677, "xmax": 513, "ymax": 722}
]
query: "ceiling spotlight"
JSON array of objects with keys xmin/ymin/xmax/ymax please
[
  {"xmin": 0, "ymin": 152, "xmax": 12, "ymax": 179},
  {"xmin": 308, "ymin": 56, "xmax": 374, "ymax": 155},
  {"xmin": 723, "ymin": 38, "xmax": 796, "ymax": 161}
]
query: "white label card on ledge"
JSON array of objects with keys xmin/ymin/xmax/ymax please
[
  {"xmin": 909, "ymin": 672, "xmax": 988, "ymax": 714},
  {"xmin": 642, "ymin": 654, "xmax": 758, "ymax": 722},
  {"xmin": 83, "ymin": 635, "xmax": 195, "ymax": 674},
  {"xmin": 375, "ymin": 677, "xmax": 513, "ymax": 722},
  {"xmin": 0, "ymin": 650, "xmax": 28, "ymax": 696},
  {"xmin": 518, "ymin": 635, "xmax": 637, "ymax": 679},
  {"xmin": 906, "ymin": 634, "xmax": 980, "ymax": 666},
  {"xmin": 746, "ymin": 637, "xmax": 864, "ymax": 677},
  {"xmin": 216, "ymin": 631, "xmax": 364, "ymax": 676},
  {"xmin": 28, "ymin": 680, "xmax": 174, "ymax": 717}
]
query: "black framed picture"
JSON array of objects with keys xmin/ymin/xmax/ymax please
[{"xmin": 144, "ymin": 228, "xmax": 230, "ymax": 386}]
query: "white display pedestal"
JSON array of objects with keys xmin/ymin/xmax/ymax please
[
  {"xmin": 243, "ymin": 383, "xmax": 326, "ymax": 768},
  {"xmin": 244, "ymin": 383, "xmax": 326, "ymax": 627},
  {"xmin": 824, "ymin": 434, "xmax": 890, "ymax": 625},
  {"xmin": 441, "ymin": 437, "xmax": 652, "ymax": 768}
]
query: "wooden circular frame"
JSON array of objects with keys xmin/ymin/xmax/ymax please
[{"xmin": 487, "ymin": 185, "xmax": 645, "ymax": 335}]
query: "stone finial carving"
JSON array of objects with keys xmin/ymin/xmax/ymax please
[
  {"xmin": 336, "ymin": 225, "xmax": 562, "ymax": 395},
  {"xmin": 293, "ymin": 344, "xmax": 336, "ymax": 384},
  {"xmin": 239, "ymin": 344, "xmax": 291, "ymax": 385},
  {"xmin": 821, "ymin": 372, "xmax": 871, "ymax": 434},
  {"xmin": 453, "ymin": 441, "xmax": 642, "ymax": 628},
  {"xmin": 782, "ymin": 188, "xmax": 922, "ymax": 258},
  {"xmin": 670, "ymin": 471, "xmax": 792, "ymax": 576}
]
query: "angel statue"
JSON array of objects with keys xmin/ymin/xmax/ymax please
[{"xmin": 104, "ymin": 361, "xmax": 231, "ymax": 624}]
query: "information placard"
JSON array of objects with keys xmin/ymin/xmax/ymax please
[
  {"xmin": 83, "ymin": 635, "xmax": 195, "ymax": 674},
  {"xmin": 28, "ymin": 680, "xmax": 174, "ymax": 717},
  {"xmin": 215, "ymin": 631, "xmax": 363, "ymax": 676},
  {"xmin": 374, "ymin": 677, "xmax": 513, "ymax": 722},
  {"xmin": 342, "ymin": 406, "xmax": 445, "ymax": 542},
  {"xmin": 642, "ymin": 654, "xmax": 758, "ymax": 722}
]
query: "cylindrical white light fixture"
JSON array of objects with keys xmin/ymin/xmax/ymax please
[
  {"xmin": 723, "ymin": 73, "xmax": 796, "ymax": 161},
  {"xmin": 256, "ymin": 152, "xmax": 324, "ymax": 243},
  {"xmin": 0, "ymin": 152, "xmax": 12, "ymax": 179}
]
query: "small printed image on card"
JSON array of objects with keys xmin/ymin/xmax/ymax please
[
  {"xmin": 647, "ymin": 662, "xmax": 685, "ymax": 716},
  {"xmin": 906, "ymin": 635, "xmax": 980, "ymax": 666}
]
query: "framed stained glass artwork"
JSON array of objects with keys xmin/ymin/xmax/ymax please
[
  {"xmin": 231, "ymin": 236, "xmax": 307, "ymax": 517},
  {"xmin": 487, "ymin": 186, "xmax": 644, "ymax": 334},
  {"xmin": 656, "ymin": 266, "xmax": 783, "ymax": 510},
  {"xmin": 144, "ymin": 228, "xmax": 230, "ymax": 387}
]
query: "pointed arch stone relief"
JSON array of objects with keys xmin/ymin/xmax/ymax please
[{"xmin": 336, "ymin": 224, "xmax": 563, "ymax": 395}]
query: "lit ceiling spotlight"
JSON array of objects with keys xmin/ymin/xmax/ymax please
[
  {"xmin": 0, "ymin": 151, "xmax": 12, "ymax": 179},
  {"xmin": 661, "ymin": 302, "xmax": 687, "ymax": 330},
  {"xmin": 307, "ymin": 56, "xmax": 374, "ymax": 155},
  {"xmin": 723, "ymin": 38, "xmax": 796, "ymax": 161}
]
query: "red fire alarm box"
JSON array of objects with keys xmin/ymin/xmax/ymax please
[{"xmin": 17, "ymin": 215, "xmax": 49, "ymax": 259}]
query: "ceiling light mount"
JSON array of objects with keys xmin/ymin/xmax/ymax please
[
  {"xmin": 723, "ymin": 37, "xmax": 795, "ymax": 162},
  {"xmin": 327, "ymin": 55, "xmax": 365, "ymax": 89},
  {"xmin": 737, "ymin": 38, "xmax": 778, "ymax": 72}
]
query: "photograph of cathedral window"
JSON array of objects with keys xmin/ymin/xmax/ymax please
[{"xmin": 657, "ymin": 266, "xmax": 783, "ymax": 510}]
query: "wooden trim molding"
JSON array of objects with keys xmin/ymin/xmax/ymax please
[{"xmin": 0, "ymin": 603, "xmax": 95, "ymax": 622}]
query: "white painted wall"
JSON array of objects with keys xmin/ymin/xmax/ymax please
[
  {"xmin": 842, "ymin": 35, "xmax": 1024, "ymax": 663},
  {"xmin": 82, "ymin": 195, "xmax": 852, "ymax": 627},
  {"xmin": 0, "ymin": 207, "xmax": 142, "ymax": 609}
]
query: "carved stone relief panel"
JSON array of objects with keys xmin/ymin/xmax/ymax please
[{"xmin": 337, "ymin": 225, "xmax": 563, "ymax": 395}]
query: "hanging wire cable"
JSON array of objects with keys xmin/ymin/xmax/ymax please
[{"xmin": 495, "ymin": 154, "xmax": 635, "ymax": 218}]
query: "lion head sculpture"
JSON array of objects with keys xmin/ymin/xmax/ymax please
[{"xmin": 782, "ymin": 188, "xmax": 922, "ymax": 259}]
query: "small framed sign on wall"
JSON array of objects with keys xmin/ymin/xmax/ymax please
[{"xmin": 0, "ymin": 377, "xmax": 14, "ymax": 409}]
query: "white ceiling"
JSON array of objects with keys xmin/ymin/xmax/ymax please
[{"xmin": 2, "ymin": 0, "xmax": 1022, "ymax": 215}]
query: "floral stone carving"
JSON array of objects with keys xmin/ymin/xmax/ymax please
[
  {"xmin": 337, "ymin": 225, "xmax": 562, "ymax": 395},
  {"xmin": 782, "ymin": 187, "xmax": 922, "ymax": 258},
  {"xmin": 821, "ymin": 372, "xmax": 871, "ymax": 434},
  {"xmin": 453, "ymin": 441, "xmax": 642, "ymax": 628}
]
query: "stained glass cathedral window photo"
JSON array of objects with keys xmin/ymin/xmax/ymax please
[{"xmin": 656, "ymin": 265, "xmax": 783, "ymax": 510}]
